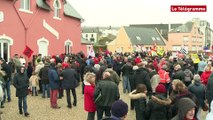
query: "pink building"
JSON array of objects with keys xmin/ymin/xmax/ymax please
[{"xmin": 0, "ymin": 0, "xmax": 86, "ymax": 62}]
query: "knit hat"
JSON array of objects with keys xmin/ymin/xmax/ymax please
[
  {"xmin": 177, "ymin": 98, "xmax": 196, "ymax": 120},
  {"xmin": 155, "ymin": 84, "xmax": 167, "ymax": 94},
  {"xmin": 134, "ymin": 57, "xmax": 142, "ymax": 64},
  {"xmin": 111, "ymin": 100, "xmax": 128, "ymax": 118}
]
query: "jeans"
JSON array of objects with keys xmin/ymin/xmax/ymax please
[
  {"xmin": 18, "ymin": 96, "xmax": 27, "ymax": 113},
  {"xmin": 87, "ymin": 112, "xmax": 95, "ymax": 120},
  {"xmin": 50, "ymin": 89, "xmax": 58, "ymax": 107},
  {"xmin": 97, "ymin": 105, "xmax": 111, "ymax": 120},
  {"xmin": 42, "ymin": 84, "xmax": 50, "ymax": 98},
  {"xmin": 3, "ymin": 80, "xmax": 11, "ymax": 102},
  {"xmin": 65, "ymin": 88, "xmax": 77, "ymax": 107},
  {"xmin": 122, "ymin": 76, "xmax": 131, "ymax": 93},
  {"xmin": 32, "ymin": 87, "xmax": 37, "ymax": 96}
]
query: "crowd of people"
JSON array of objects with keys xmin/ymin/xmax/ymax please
[{"xmin": 1, "ymin": 51, "xmax": 213, "ymax": 120}]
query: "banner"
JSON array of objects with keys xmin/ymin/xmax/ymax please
[
  {"xmin": 23, "ymin": 46, "xmax": 34, "ymax": 58},
  {"xmin": 191, "ymin": 53, "xmax": 200, "ymax": 64}
]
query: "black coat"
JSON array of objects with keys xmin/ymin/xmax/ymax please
[
  {"xmin": 188, "ymin": 81, "xmax": 206, "ymax": 107},
  {"xmin": 207, "ymin": 74, "xmax": 213, "ymax": 105},
  {"xmin": 134, "ymin": 67, "xmax": 152, "ymax": 95},
  {"xmin": 60, "ymin": 68, "xmax": 78, "ymax": 89},
  {"xmin": 39, "ymin": 65, "xmax": 49, "ymax": 84},
  {"xmin": 146, "ymin": 94, "xmax": 171, "ymax": 120},
  {"xmin": 1, "ymin": 62, "xmax": 12, "ymax": 80},
  {"xmin": 173, "ymin": 69, "xmax": 185, "ymax": 81},
  {"xmin": 13, "ymin": 72, "xmax": 29, "ymax": 97},
  {"xmin": 94, "ymin": 79, "xmax": 120, "ymax": 107}
]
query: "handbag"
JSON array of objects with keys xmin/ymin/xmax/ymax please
[
  {"xmin": 94, "ymin": 90, "xmax": 102, "ymax": 103},
  {"xmin": 202, "ymin": 101, "xmax": 209, "ymax": 111}
]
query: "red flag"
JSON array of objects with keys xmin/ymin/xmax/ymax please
[{"xmin": 23, "ymin": 46, "xmax": 34, "ymax": 58}]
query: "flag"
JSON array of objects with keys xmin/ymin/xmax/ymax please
[
  {"xmin": 88, "ymin": 45, "xmax": 95, "ymax": 57},
  {"xmin": 179, "ymin": 47, "xmax": 188, "ymax": 54},
  {"xmin": 23, "ymin": 46, "xmax": 34, "ymax": 58}
]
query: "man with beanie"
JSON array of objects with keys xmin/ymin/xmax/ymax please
[{"xmin": 102, "ymin": 99, "xmax": 128, "ymax": 120}]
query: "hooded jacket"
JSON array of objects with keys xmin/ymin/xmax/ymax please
[
  {"xmin": 171, "ymin": 98, "xmax": 197, "ymax": 120},
  {"xmin": 206, "ymin": 73, "xmax": 213, "ymax": 105},
  {"xmin": 146, "ymin": 94, "xmax": 171, "ymax": 120},
  {"xmin": 13, "ymin": 67, "xmax": 29, "ymax": 97},
  {"xmin": 188, "ymin": 80, "xmax": 205, "ymax": 107},
  {"xmin": 201, "ymin": 71, "xmax": 212, "ymax": 85}
]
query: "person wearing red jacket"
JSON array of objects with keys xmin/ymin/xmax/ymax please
[
  {"xmin": 158, "ymin": 65, "xmax": 170, "ymax": 88},
  {"xmin": 84, "ymin": 72, "xmax": 96, "ymax": 120},
  {"xmin": 201, "ymin": 65, "xmax": 212, "ymax": 86}
]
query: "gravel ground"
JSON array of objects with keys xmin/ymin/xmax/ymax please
[{"xmin": 0, "ymin": 83, "xmax": 207, "ymax": 120}]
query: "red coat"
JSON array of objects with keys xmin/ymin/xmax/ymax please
[
  {"xmin": 201, "ymin": 71, "xmax": 212, "ymax": 85},
  {"xmin": 84, "ymin": 82, "xmax": 96, "ymax": 112}
]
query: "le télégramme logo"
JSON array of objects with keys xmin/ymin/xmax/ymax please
[{"xmin": 171, "ymin": 5, "xmax": 206, "ymax": 12}]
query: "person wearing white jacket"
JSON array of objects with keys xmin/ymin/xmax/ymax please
[{"xmin": 206, "ymin": 102, "xmax": 213, "ymax": 120}]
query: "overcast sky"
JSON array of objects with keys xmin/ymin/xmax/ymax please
[{"xmin": 67, "ymin": 0, "xmax": 213, "ymax": 27}]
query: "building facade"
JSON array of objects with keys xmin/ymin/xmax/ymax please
[
  {"xmin": 167, "ymin": 21, "xmax": 203, "ymax": 52},
  {"xmin": 0, "ymin": 0, "xmax": 85, "ymax": 62}
]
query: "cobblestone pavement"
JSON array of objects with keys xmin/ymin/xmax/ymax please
[{"xmin": 0, "ymin": 83, "xmax": 207, "ymax": 120}]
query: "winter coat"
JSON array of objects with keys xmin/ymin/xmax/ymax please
[
  {"xmin": 13, "ymin": 69, "xmax": 29, "ymax": 97},
  {"xmin": 206, "ymin": 101, "xmax": 213, "ymax": 120},
  {"xmin": 170, "ymin": 90, "xmax": 198, "ymax": 118},
  {"xmin": 188, "ymin": 80, "xmax": 206, "ymax": 107},
  {"xmin": 48, "ymin": 66, "xmax": 60, "ymax": 90},
  {"xmin": 173, "ymin": 69, "xmax": 185, "ymax": 81},
  {"xmin": 39, "ymin": 65, "xmax": 49, "ymax": 84},
  {"xmin": 198, "ymin": 61, "xmax": 207, "ymax": 72},
  {"xmin": 120, "ymin": 63, "xmax": 132, "ymax": 76},
  {"xmin": 206, "ymin": 73, "xmax": 213, "ymax": 105},
  {"xmin": 84, "ymin": 81, "xmax": 96, "ymax": 112},
  {"xmin": 183, "ymin": 69, "xmax": 193, "ymax": 82},
  {"xmin": 134, "ymin": 67, "xmax": 152, "ymax": 95},
  {"xmin": 35, "ymin": 62, "xmax": 44, "ymax": 75},
  {"xmin": 60, "ymin": 68, "xmax": 79, "ymax": 89},
  {"xmin": 171, "ymin": 98, "xmax": 197, "ymax": 120},
  {"xmin": 149, "ymin": 71, "xmax": 160, "ymax": 93},
  {"xmin": 201, "ymin": 71, "xmax": 212, "ymax": 85},
  {"xmin": 105, "ymin": 68, "xmax": 120, "ymax": 85},
  {"xmin": 29, "ymin": 75, "xmax": 39, "ymax": 87},
  {"xmin": 1, "ymin": 61, "xmax": 12, "ymax": 81},
  {"xmin": 94, "ymin": 78, "xmax": 120, "ymax": 107},
  {"xmin": 146, "ymin": 94, "xmax": 171, "ymax": 120}
]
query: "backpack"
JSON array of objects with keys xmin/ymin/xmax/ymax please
[{"xmin": 184, "ymin": 69, "xmax": 193, "ymax": 82}]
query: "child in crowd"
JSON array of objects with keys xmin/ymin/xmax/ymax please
[
  {"xmin": 84, "ymin": 72, "xmax": 96, "ymax": 120},
  {"xmin": 129, "ymin": 84, "xmax": 147, "ymax": 120},
  {"xmin": 29, "ymin": 72, "xmax": 39, "ymax": 96}
]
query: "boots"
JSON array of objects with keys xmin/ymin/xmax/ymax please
[{"xmin": 19, "ymin": 109, "xmax": 23, "ymax": 115}]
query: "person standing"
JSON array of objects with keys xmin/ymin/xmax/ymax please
[
  {"xmin": 13, "ymin": 66, "xmax": 30, "ymax": 117},
  {"xmin": 94, "ymin": 71, "xmax": 120, "ymax": 120},
  {"xmin": 0, "ymin": 58, "xmax": 12, "ymax": 103},
  {"xmin": 48, "ymin": 62, "xmax": 60, "ymax": 109},
  {"xmin": 84, "ymin": 72, "xmax": 96, "ymax": 120},
  {"xmin": 60, "ymin": 64, "xmax": 78, "ymax": 108}
]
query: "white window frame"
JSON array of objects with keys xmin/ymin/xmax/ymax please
[
  {"xmin": 37, "ymin": 37, "xmax": 49, "ymax": 57},
  {"xmin": 53, "ymin": 0, "xmax": 62, "ymax": 20},
  {"xmin": 0, "ymin": 34, "xmax": 13, "ymax": 62},
  {"xmin": 19, "ymin": 0, "xmax": 33, "ymax": 14},
  {"xmin": 64, "ymin": 40, "xmax": 73, "ymax": 55}
]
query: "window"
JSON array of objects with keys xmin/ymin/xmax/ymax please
[
  {"xmin": 172, "ymin": 45, "xmax": 181, "ymax": 51},
  {"xmin": 20, "ymin": 0, "xmax": 30, "ymax": 11},
  {"xmin": 136, "ymin": 36, "xmax": 141, "ymax": 41},
  {"xmin": 91, "ymin": 34, "xmax": 94, "ymax": 37},
  {"xmin": 85, "ymin": 34, "xmax": 88, "ymax": 38},
  {"xmin": 156, "ymin": 37, "xmax": 161, "ymax": 41},
  {"xmin": 191, "ymin": 46, "xmax": 196, "ymax": 51},
  {"xmin": 152, "ymin": 37, "xmax": 156, "ymax": 41},
  {"xmin": 183, "ymin": 37, "xmax": 188, "ymax": 43},
  {"xmin": 65, "ymin": 40, "xmax": 73, "ymax": 55},
  {"xmin": 53, "ymin": 0, "xmax": 61, "ymax": 19}
]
